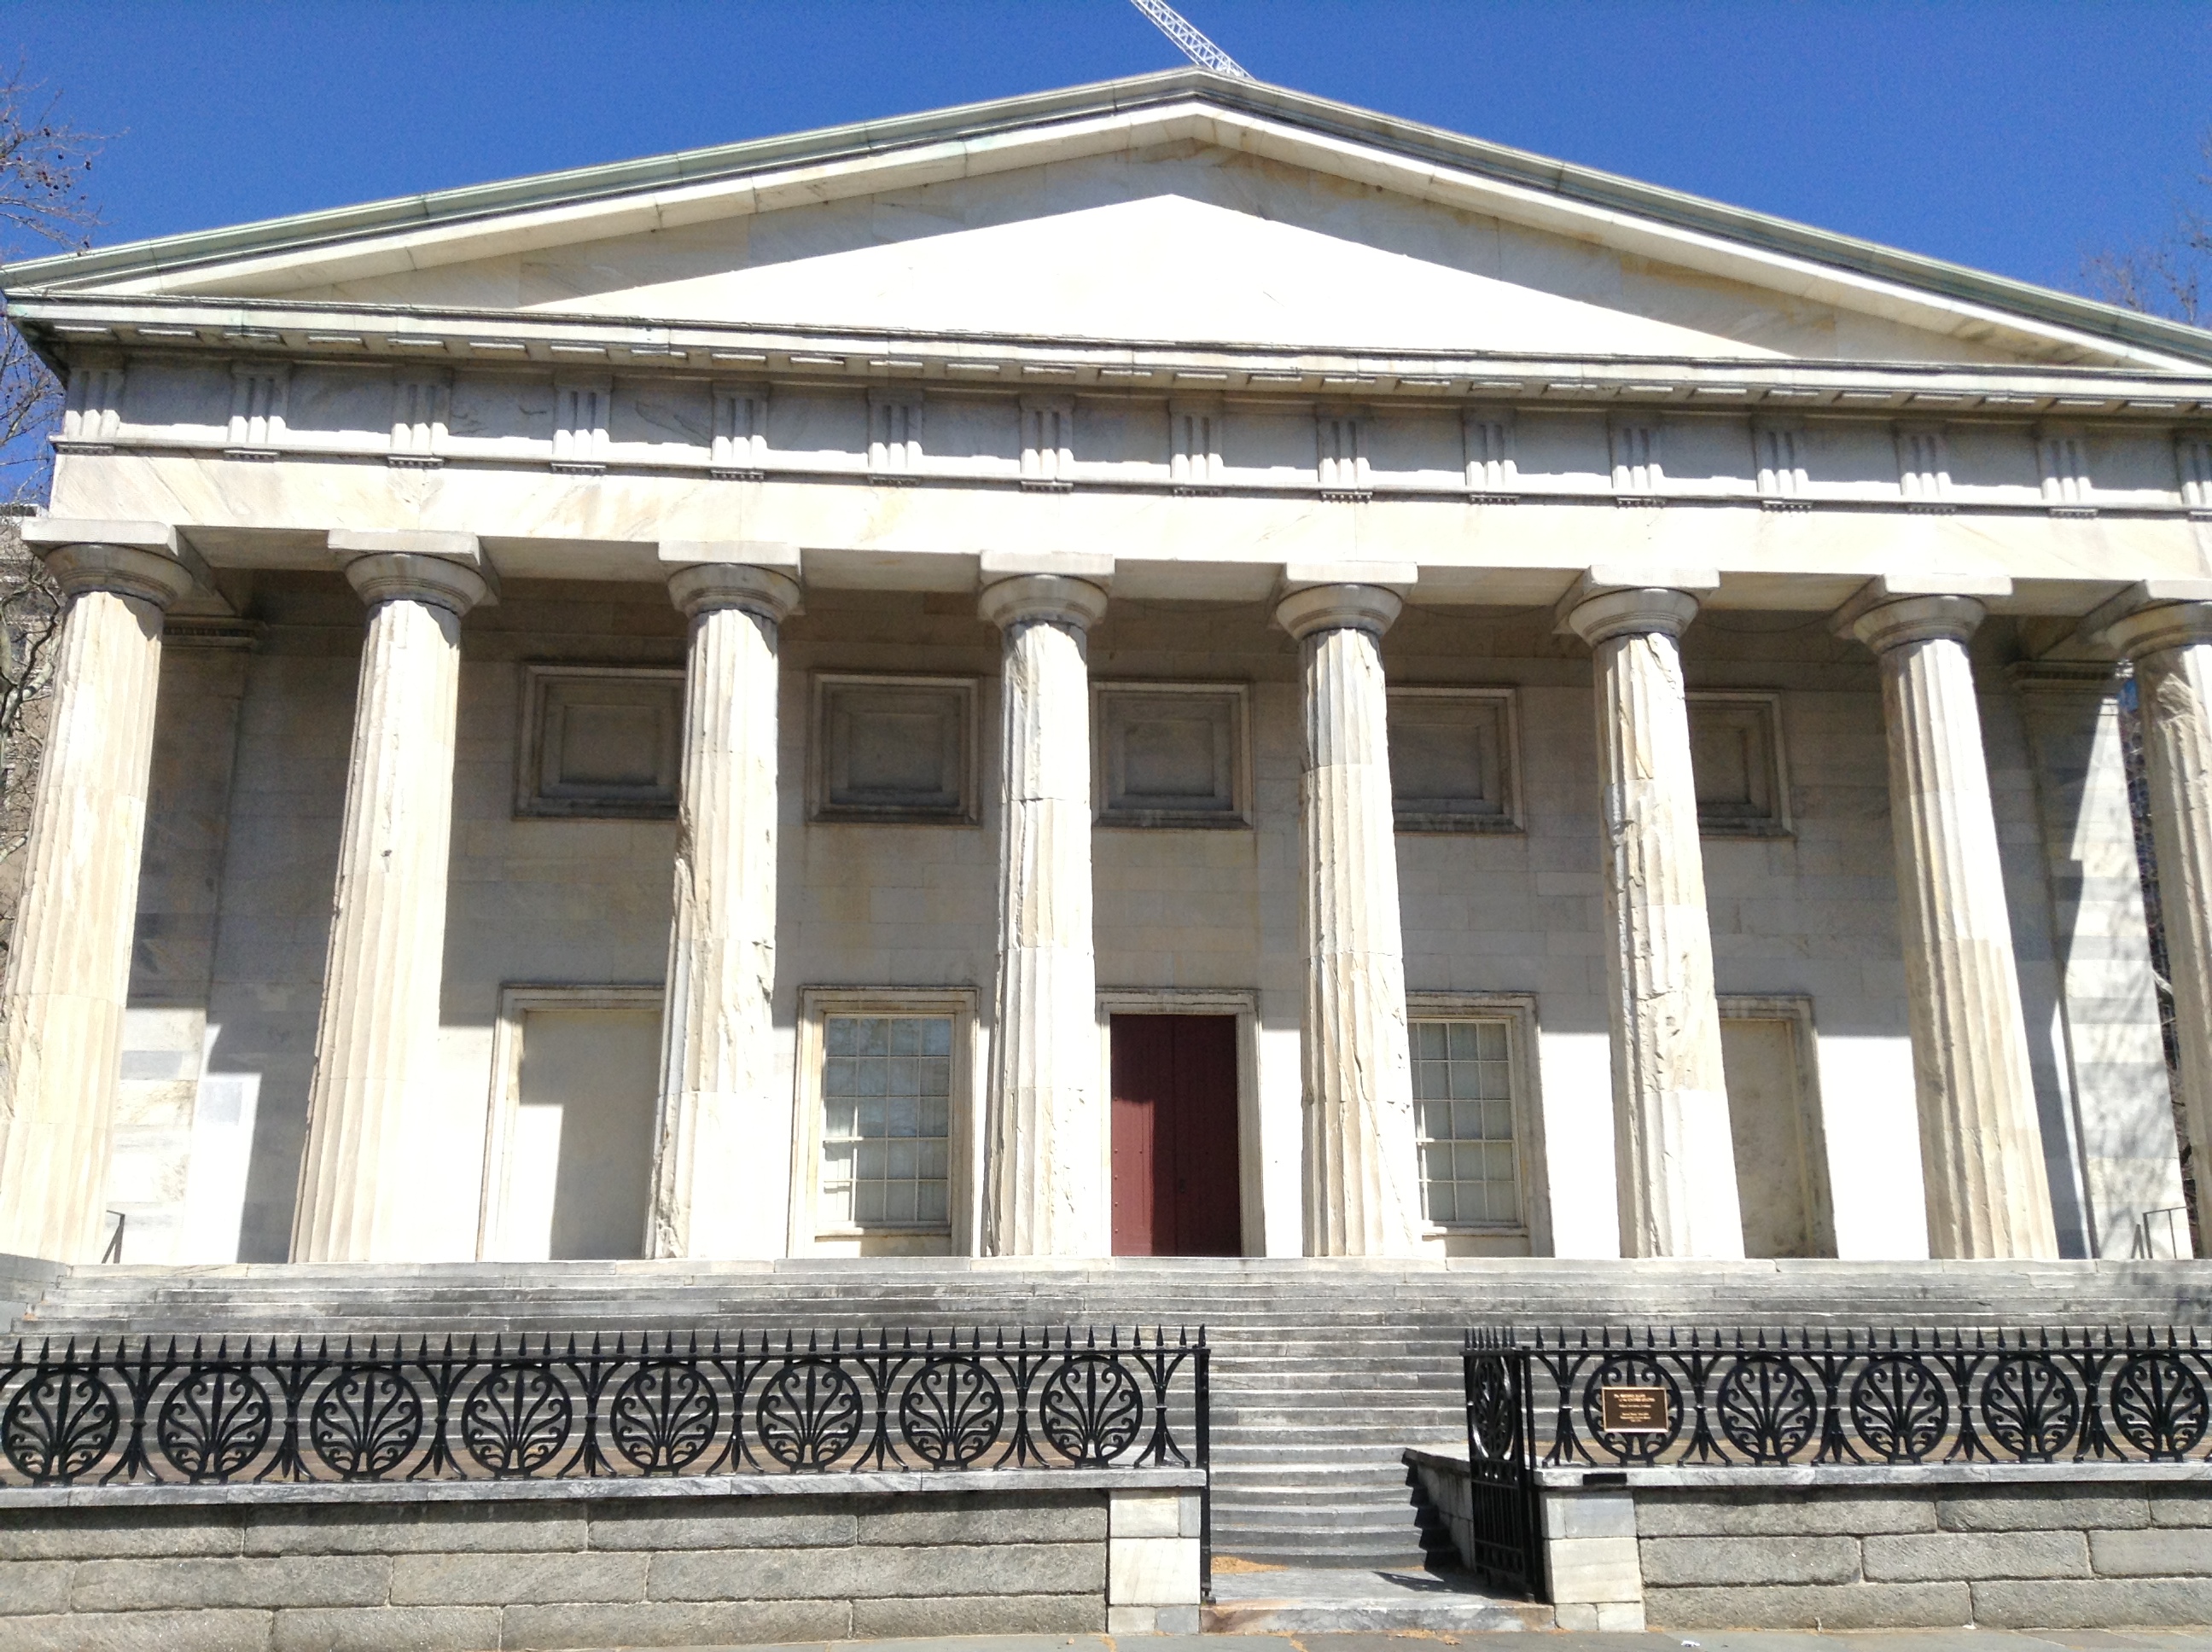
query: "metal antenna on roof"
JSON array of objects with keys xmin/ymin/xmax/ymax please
[{"xmin": 1127, "ymin": 0, "xmax": 1253, "ymax": 79}]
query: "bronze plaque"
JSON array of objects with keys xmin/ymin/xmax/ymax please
[{"xmin": 1598, "ymin": 1384, "xmax": 1670, "ymax": 1434}]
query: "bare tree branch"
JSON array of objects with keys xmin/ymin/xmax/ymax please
[
  {"xmin": 2079, "ymin": 129, "xmax": 2212, "ymax": 328},
  {"xmin": 0, "ymin": 67, "xmax": 102, "ymax": 964}
]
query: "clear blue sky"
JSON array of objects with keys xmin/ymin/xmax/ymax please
[{"xmin": 7, "ymin": 0, "xmax": 2209, "ymax": 299}]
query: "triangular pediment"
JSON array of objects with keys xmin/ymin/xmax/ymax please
[
  {"xmin": 10, "ymin": 73, "xmax": 2207, "ymax": 372},
  {"xmin": 250, "ymin": 148, "xmax": 2038, "ymax": 365}
]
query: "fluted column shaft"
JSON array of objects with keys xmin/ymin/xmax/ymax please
[
  {"xmin": 2104, "ymin": 601, "xmax": 2212, "ymax": 1242},
  {"xmin": 1565, "ymin": 587, "xmax": 1744, "ymax": 1259},
  {"xmin": 980, "ymin": 573, "xmax": 1109, "ymax": 1256},
  {"xmin": 649, "ymin": 562, "xmax": 800, "ymax": 1259},
  {"xmin": 0, "ymin": 538, "xmax": 194, "ymax": 1261},
  {"xmin": 292, "ymin": 550, "xmax": 488, "ymax": 1262},
  {"xmin": 1851, "ymin": 595, "xmax": 2058, "ymax": 1258},
  {"xmin": 1276, "ymin": 584, "xmax": 1423, "ymax": 1256}
]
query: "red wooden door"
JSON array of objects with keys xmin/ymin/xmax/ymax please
[{"xmin": 1110, "ymin": 1015, "xmax": 1242, "ymax": 1255}]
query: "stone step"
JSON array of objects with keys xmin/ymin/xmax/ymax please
[
  {"xmin": 1217, "ymin": 1428, "xmax": 1461, "ymax": 1448},
  {"xmin": 1216, "ymin": 1486, "xmax": 1421, "ymax": 1509},
  {"xmin": 1214, "ymin": 1482, "xmax": 1437, "ymax": 1503},
  {"xmin": 1215, "ymin": 1539, "xmax": 1438, "ymax": 1565},
  {"xmin": 1213, "ymin": 1449, "xmax": 1458, "ymax": 1471},
  {"xmin": 1214, "ymin": 1462, "xmax": 1439, "ymax": 1479},
  {"xmin": 1217, "ymin": 1403, "xmax": 1459, "ymax": 1421},
  {"xmin": 1214, "ymin": 1466, "xmax": 1429, "ymax": 1480},
  {"xmin": 1220, "ymin": 1505, "xmax": 1427, "ymax": 1533},
  {"xmin": 1211, "ymin": 1531, "xmax": 1442, "ymax": 1563}
]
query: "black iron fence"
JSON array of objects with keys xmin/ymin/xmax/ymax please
[
  {"xmin": 1463, "ymin": 1325, "xmax": 2212, "ymax": 1600},
  {"xmin": 1, "ymin": 1325, "xmax": 1206, "ymax": 1489}
]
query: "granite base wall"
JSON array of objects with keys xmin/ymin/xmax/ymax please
[
  {"xmin": 1638, "ymin": 1480, "xmax": 2212, "ymax": 1632},
  {"xmin": 0, "ymin": 1478, "xmax": 1190, "ymax": 1650},
  {"xmin": 1409, "ymin": 1449, "xmax": 2212, "ymax": 1632}
]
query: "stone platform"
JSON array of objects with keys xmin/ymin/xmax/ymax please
[{"xmin": 8, "ymin": 1255, "xmax": 2209, "ymax": 1582}]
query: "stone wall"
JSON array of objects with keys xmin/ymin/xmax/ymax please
[
  {"xmin": 0, "ymin": 1474, "xmax": 1202, "ymax": 1650},
  {"xmin": 1639, "ymin": 1480, "xmax": 2212, "ymax": 1630}
]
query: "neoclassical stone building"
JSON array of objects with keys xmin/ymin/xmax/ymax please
[{"xmin": 1, "ymin": 72, "xmax": 2207, "ymax": 1270}]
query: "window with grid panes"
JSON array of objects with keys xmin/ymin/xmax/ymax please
[
  {"xmin": 1411, "ymin": 1019, "xmax": 1521, "ymax": 1225},
  {"xmin": 820, "ymin": 1015, "xmax": 952, "ymax": 1228}
]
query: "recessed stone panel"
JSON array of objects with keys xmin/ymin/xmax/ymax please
[
  {"xmin": 812, "ymin": 674, "xmax": 977, "ymax": 823},
  {"xmin": 1093, "ymin": 683, "xmax": 1248, "ymax": 828},
  {"xmin": 517, "ymin": 666, "xmax": 684, "ymax": 818},
  {"xmin": 1388, "ymin": 688, "xmax": 1519, "ymax": 832},
  {"xmin": 1688, "ymin": 692, "xmax": 1790, "ymax": 835}
]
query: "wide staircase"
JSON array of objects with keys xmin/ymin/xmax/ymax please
[{"xmin": 8, "ymin": 1257, "xmax": 2210, "ymax": 1585}]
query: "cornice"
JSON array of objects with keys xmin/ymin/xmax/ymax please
[{"xmin": 17, "ymin": 294, "xmax": 2212, "ymax": 420}]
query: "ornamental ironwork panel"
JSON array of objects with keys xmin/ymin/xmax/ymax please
[
  {"xmin": 1462, "ymin": 1324, "xmax": 2212, "ymax": 1605},
  {"xmin": 0, "ymin": 1327, "xmax": 1207, "ymax": 1490},
  {"xmin": 1465, "ymin": 1325, "xmax": 2212, "ymax": 1475}
]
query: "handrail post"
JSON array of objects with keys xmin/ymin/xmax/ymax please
[
  {"xmin": 1196, "ymin": 1333, "xmax": 1213, "ymax": 1603},
  {"xmin": 1518, "ymin": 1342, "xmax": 1545, "ymax": 1601}
]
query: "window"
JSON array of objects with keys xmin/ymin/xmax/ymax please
[
  {"xmin": 1093, "ymin": 683, "xmax": 1249, "ymax": 828},
  {"xmin": 1388, "ymin": 688, "xmax": 1520, "ymax": 832},
  {"xmin": 819, "ymin": 1014, "xmax": 953, "ymax": 1229},
  {"xmin": 1411, "ymin": 1018, "xmax": 1522, "ymax": 1227},
  {"xmin": 516, "ymin": 666, "xmax": 684, "ymax": 818},
  {"xmin": 811, "ymin": 675, "xmax": 978, "ymax": 823}
]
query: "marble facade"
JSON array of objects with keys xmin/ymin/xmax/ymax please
[{"xmin": 0, "ymin": 72, "xmax": 2205, "ymax": 1267}]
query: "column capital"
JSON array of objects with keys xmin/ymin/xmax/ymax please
[
  {"xmin": 1830, "ymin": 573, "xmax": 2009, "ymax": 654},
  {"xmin": 342, "ymin": 553, "xmax": 492, "ymax": 615},
  {"xmin": 979, "ymin": 573, "xmax": 1109, "ymax": 632},
  {"xmin": 332, "ymin": 530, "xmax": 494, "ymax": 615},
  {"xmin": 1273, "ymin": 582, "xmax": 1403, "ymax": 641},
  {"xmin": 40, "ymin": 543, "xmax": 197, "ymax": 609},
  {"xmin": 667, "ymin": 561, "xmax": 803, "ymax": 623},
  {"xmin": 1842, "ymin": 593, "xmax": 1986, "ymax": 654},
  {"xmin": 1559, "ymin": 586, "xmax": 1701, "ymax": 647},
  {"xmin": 20, "ymin": 518, "xmax": 194, "ymax": 607},
  {"xmin": 1554, "ymin": 565, "xmax": 1717, "ymax": 647},
  {"xmin": 2079, "ymin": 580, "xmax": 2212, "ymax": 659}
]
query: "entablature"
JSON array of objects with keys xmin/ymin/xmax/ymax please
[{"xmin": 33, "ymin": 302, "xmax": 2212, "ymax": 525}]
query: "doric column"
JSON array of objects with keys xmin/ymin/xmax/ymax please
[
  {"xmin": 648, "ymin": 555, "xmax": 801, "ymax": 1259},
  {"xmin": 979, "ymin": 562, "xmax": 1109, "ymax": 1256},
  {"xmin": 1275, "ymin": 576, "xmax": 1423, "ymax": 1256},
  {"xmin": 1561, "ymin": 574, "xmax": 1744, "ymax": 1259},
  {"xmin": 291, "ymin": 533, "xmax": 491, "ymax": 1263},
  {"xmin": 1840, "ymin": 581, "xmax": 2058, "ymax": 1259},
  {"xmin": 2089, "ymin": 583, "xmax": 2212, "ymax": 1244},
  {"xmin": 0, "ymin": 522, "xmax": 194, "ymax": 1261}
]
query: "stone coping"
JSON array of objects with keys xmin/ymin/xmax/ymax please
[
  {"xmin": 0, "ymin": 1465, "xmax": 1205, "ymax": 1512},
  {"xmin": 1404, "ymin": 1446, "xmax": 2212, "ymax": 1490},
  {"xmin": 19, "ymin": 1252, "xmax": 2212, "ymax": 1279}
]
